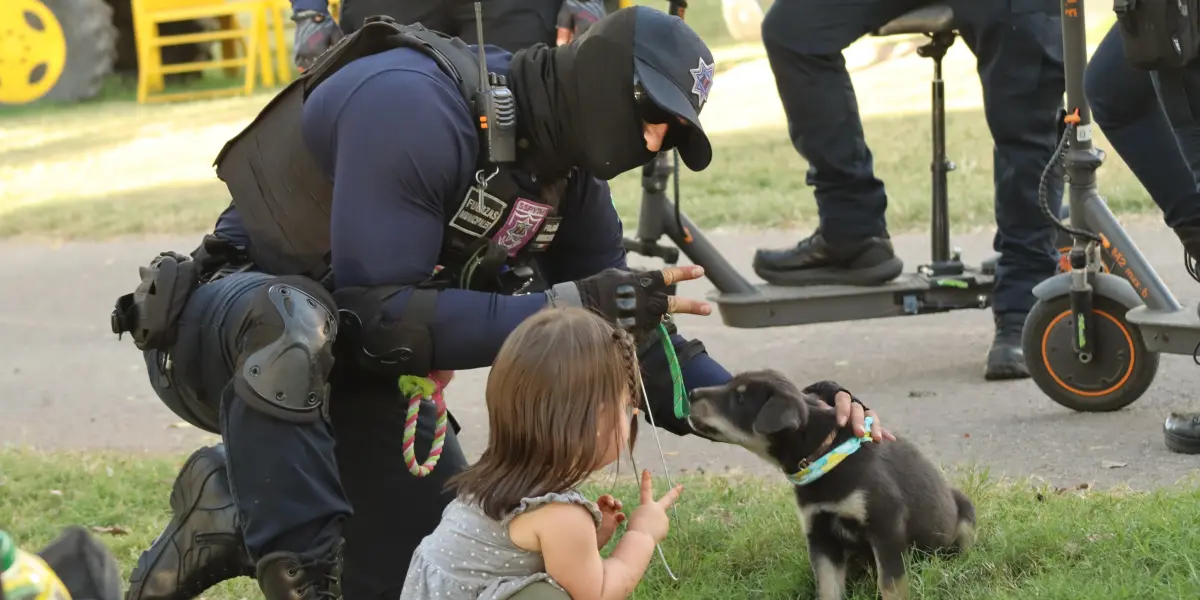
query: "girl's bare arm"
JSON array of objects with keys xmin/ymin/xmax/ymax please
[{"xmin": 517, "ymin": 503, "xmax": 656, "ymax": 600}]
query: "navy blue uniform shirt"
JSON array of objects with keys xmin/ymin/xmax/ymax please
[
  {"xmin": 214, "ymin": 43, "xmax": 732, "ymax": 401},
  {"xmin": 217, "ymin": 45, "xmax": 626, "ymax": 369}
]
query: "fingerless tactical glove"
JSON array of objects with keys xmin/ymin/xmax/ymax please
[
  {"xmin": 546, "ymin": 268, "xmax": 670, "ymax": 333},
  {"xmin": 292, "ymin": 10, "xmax": 343, "ymax": 71},
  {"xmin": 803, "ymin": 380, "xmax": 870, "ymax": 412}
]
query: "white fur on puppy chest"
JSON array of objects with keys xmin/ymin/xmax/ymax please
[{"xmin": 797, "ymin": 489, "xmax": 870, "ymax": 536}]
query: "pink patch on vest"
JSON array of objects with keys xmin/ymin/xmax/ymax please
[{"xmin": 493, "ymin": 198, "xmax": 552, "ymax": 256}]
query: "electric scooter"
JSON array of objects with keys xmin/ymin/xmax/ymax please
[
  {"xmin": 1018, "ymin": 0, "xmax": 1200, "ymax": 413},
  {"xmin": 626, "ymin": 0, "xmax": 1196, "ymax": 414}
]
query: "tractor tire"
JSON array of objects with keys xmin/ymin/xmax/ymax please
[
  {"xmin": 721, "ymin": 0, "xmax": 766, "ymax": 43},
  {"xmin": 0, "ymin": 0, "xmax": 118, "ymax": 105}
]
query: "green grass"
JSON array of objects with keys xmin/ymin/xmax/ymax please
[
  {"xmin": 3, "ymin": 448, "xmax": 1200, "ymax": 599},
  {"xmin": 636, "ymin": 0, "xmax": 738, "ymax": 48},
  {"xmin": 0, "ymin": 106, "xmax": 1155, "ymax": 240}
]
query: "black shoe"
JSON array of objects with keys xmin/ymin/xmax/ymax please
[
  {"xmin": 257, "ymin": 540, "xmax": 344, "ymax": 600},
  {"xmin": 752, "ymin": 230, "xmax": 904, "ymax": 286},
  {"xmin": 1164, "ymin": 413, "xmax": 1200, "ymax": 454},
  {"xmin": 985, "ymin": 312, "xmax": 1030, "ymax": 381},
  {"xmin": 126, "ymin": 445, "xmax": 255, "ymax": 600}
]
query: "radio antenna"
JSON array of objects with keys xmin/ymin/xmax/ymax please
[{"xmin": 474, "ymin": 2, "xmax": 487, "ymax": 87}]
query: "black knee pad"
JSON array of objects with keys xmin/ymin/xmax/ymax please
[{"xmin": 232, "ymin": 276, "xmax": 338, "ymax": 424}]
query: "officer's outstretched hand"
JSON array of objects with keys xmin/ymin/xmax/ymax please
[
  {"xmin": 547, "ymin": 265, "xmax": 711, "ymax": 333},
  {"xmin": 293, "ymin": 9, "xmax": 344, "ymax": 71},
  {"xmin": 556, "ymin": 0, "xmax": 607, "ymax": 45}
]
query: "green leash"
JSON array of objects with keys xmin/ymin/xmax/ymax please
[{"xmin": 657, "ymin": 322, "xmax": 688, "ymax": 419}]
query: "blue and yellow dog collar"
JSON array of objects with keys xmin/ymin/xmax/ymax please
[{"xmin": 787, "ymin": 416, "xmax": 875, "ymax": 487}]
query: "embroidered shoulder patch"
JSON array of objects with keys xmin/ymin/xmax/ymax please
[
  {"xmin": 493, "ymin": 198, "xmax": 552, "ymax": 256},
  {"xmin": 449, "ymin": 186, "xmax": 507, "ymax": 238}
]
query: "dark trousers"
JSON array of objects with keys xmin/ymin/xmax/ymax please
[
  {"xmin": 339, "ymin": 0, "xmax": 562, "ymax": 52},
  {"xmin": 145, "ymin": 272, "xmax": 468, "ymax": 600},
  {"xmin": 146, "ymin": 275, "xmax": 731, "ymax": 598},
  {"xmin": 1085, "ymin": 24, "xmax": 1200, "ymax": 230},
  {"xmin": 761, "ymin": 0, "xmax": 1066, "ymax": 316}
]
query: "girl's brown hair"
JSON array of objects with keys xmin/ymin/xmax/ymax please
[{"xmin": 447, "ymin": 306, "xmax": 642, "ymax": 520}]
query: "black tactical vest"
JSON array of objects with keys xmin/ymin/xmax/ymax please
[{"xmin": 211, "ymin": 16, "xmax": 566, "ymax": 293}]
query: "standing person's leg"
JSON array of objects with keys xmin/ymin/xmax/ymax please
[
  {"xmin": 1150, "ymin": 53, "xmax": 1200, "ymax": 264},
  {"xmin": 331, "ymin": 373, "xmax": 469, "ymax": 600},
  {"xmin": 449, "ymin": 0, "xmax": 561, "ymax": 52},
  {"xmin": 751, "ymin": 0, "xmax": 925, "ymax": 287},
  {"xmin": 1086, "ymin": 25, "xmax": 1200, "ymax": 232},
  {"xmin": 339, "ymin": 0, "xmax": 452, "ymax": 35},
  {"xmin": 955, "ymin": 0, "xmax": 1065, "ymax": 380},
  {"xmin": 1120, "ymin": 28, "xmax": 1200, "ymax": 453},
  {"xmin": 127, "ymin": 272, "xmax": 352, "ymax": 600}
]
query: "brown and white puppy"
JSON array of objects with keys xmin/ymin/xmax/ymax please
[{"xmin": 688, "ymin": 370, "xmax": 976, "ymax": 600}]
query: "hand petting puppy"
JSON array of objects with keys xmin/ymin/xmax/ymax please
[{"xmin": 803, "ymin": 381, "xmax": 897, "ymax": 443}]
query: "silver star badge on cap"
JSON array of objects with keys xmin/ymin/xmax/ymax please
[{"xmin": 689, "ymin": 57, "xmax": 714, "ymax": 108}]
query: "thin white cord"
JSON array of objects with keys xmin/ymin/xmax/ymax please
[{"xmin": 632, "ymin": 372, "xmax": 680, "ymax": 581}]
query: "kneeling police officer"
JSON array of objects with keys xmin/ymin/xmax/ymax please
[{"xmin": 111, "ymin": 7, "xmax": 891, "ymax": 600}]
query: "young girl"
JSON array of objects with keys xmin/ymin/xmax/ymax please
[{"xmin": 402, "ymin": 306, "xmax": 684, "ymax": 600}]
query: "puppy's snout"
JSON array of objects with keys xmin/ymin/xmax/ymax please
[{"xmin": 689, "ymin": 386, "xmax": 717, "ymax": 402}]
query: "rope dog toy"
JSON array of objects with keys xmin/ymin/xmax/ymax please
[{"xmin": 398, "ymin": 375, "xmax": 449, "ymax": 477}]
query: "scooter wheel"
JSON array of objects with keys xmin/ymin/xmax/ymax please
[{"xmin": 1023, "ymin": 294, "xmax": 1159, "ymax": 412}]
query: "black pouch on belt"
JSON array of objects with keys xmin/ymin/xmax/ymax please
[
  {"xmin": 110, "ymin": 251, "xmax": 202, "ymax": 351},
  {"xmin": 1114, "ymin": 0, "xmax": 1200, "ymax": 70},
  {"xmin": 189, "ymin": 233, "xmax": 251, "ymax": 280}
]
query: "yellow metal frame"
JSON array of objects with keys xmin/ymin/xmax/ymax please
[
  {"xmin": 132, "ymin": 0, "xmax": 266, "ymax": 103},
  {"xmin": 261, "ymin": 0, "xmax": 291, "ymax": 85}
]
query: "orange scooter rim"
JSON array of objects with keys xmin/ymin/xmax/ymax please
[{"xmin": 1040, "ymin": 309, "xmax": 1135, "ymax": 397}]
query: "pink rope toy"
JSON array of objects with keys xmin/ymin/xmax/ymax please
[{"xmin": 398, "ymin": 373, "xmax": 451, "ymax": 477}]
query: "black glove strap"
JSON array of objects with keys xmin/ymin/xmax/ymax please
[
  {"xmin": 802, "ymin": 380, "xmax": 870, "ymax": 413},
  {"xmin": 292, "ymin": 9, "xmax": 327, "ymax": 22}
]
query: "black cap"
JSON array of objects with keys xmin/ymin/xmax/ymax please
[{"xmin": 630, "ymin": 7, "xmax": 715, "ymax": 171}]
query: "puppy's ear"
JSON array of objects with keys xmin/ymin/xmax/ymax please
[{"xmin": 753, "ymin": 393, "xmax": 807, "ymax": 434}]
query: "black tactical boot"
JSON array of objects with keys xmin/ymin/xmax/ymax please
[
  {"xmin": 984, "ymin": 312, "xmax": 1030, "ymax": 381},
  {"xmin": 1164, "ymin": 413, "xmax": 1200, "ymax": 454},
  {"xmin": 126, "ymin": 445, "xmax": 255, "ymax": 600},
  {"xmin": 256, "ymin": 540, "xmax": 344, "ymax": 600},
  {"xmin": 753, "ymin": 229, "xmax": 904, "ymax": 286}
]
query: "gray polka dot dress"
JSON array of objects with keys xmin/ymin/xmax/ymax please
[{"xmin": 401, "ymin": 490, "xmax": 602, "ymax": 600}]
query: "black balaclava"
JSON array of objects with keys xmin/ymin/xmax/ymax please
[{"xmin": 507, "ymin": 6, "xmax": 713, "ymax": 181}]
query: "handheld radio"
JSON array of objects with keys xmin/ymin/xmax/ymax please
[{"xmin": 471, "ymin": 2, "xmax": 517, "ymax": 165}]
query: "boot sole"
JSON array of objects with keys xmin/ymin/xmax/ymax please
[
  {"xmin": 1164, "ymin": 430, "xmax": 1200, "ymax": 455},
  {"xmin": 984, "ymin": 356, "xmax": 1030, "ymax": 381},
  {"xmin": 754, "ymin": 257, "xmax": 905, "ymax": 287},
  {"xmin": 983, "ymin": 368, "xmax": 1031, "ymax": 381},
  {"xmin": 126, "ymin": 445, "xmax": 246, "ymax": 600}
]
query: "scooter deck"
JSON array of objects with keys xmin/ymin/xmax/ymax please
[
  {"xmin": 1125, "ymin": 305, "xmax": 1200, "ymax": 355},
  {"xmin": 709, "ymin": 271, "xmax": 994, "ymax": 329}
]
